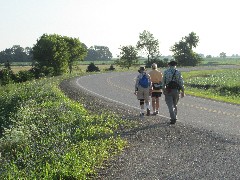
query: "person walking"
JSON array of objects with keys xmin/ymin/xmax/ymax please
[
  {"xmin": 148, "ymin": 63, "xmax": 163, "ymax": 115},
  {"xmin": 162, "ymin": 60, "xmax": 185, "ymax": 124},
  {"xmin": 134, "ymin": 66, "xmax": 151, "ymax": 117}
]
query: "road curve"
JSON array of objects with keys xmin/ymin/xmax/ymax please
[
  {"xmin": 76, "ymin": 71, "xmax": 240, "ymax": 137},
  {"xmin": 62, "ymin": 69, "xmax": 240, "ymax": 179}
]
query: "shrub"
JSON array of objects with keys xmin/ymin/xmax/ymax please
[
  {"xmin": 86, "ymin": 62, "xmax": 100, "ymax": 72},
  {"xmin": 0, "ymin": 68, "xmax": 15, "ymax": 85}
]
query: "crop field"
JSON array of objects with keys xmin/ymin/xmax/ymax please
[
  {"xmin": 201, "ymin": 57, "xmax": 240, "ymax": 65},
  {"xmin": 183, "ymin": 68, "xmax": 240, "ymax": 104}
]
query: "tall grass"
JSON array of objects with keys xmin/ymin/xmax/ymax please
[{"xmin": 0, "ymin": 76, "xmax": 128, "ymax": 179}]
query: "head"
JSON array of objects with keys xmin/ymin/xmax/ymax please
[
  {"xmin": 151, "ymin": 63, "xmax": 157, "ymax": 69},
  {"xmin": 168, "ymin": 60, "xmax": 177, "ymax": 67},
  {"xmin": 138, "ymin": 66, "xmax": 145, "ymax": 73}
]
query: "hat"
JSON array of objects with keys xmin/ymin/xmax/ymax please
[
  {"xmin": 168, "ymin": 61, "xmax": 177, "ymax": 66},
  {"xmin": 138, "ymin": 66, "xmax": 146, "ymax": 73}
]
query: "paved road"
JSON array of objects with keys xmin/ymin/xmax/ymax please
[
  {"xmin": 76, "ymin": 71, "xmax": 240, "ymax": 138},
  {"xmin": 72, "ymin": 70, "xmax": 240, "ymax": 179}
]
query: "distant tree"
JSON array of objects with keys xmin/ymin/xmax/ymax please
[
  {"xmin": 206, "ymin": 55, "xmax": 212, "ymax": 58},
  {"xmin": 115, "ymin": 45, "xmax": 138, "ymax": 69},
  {"xmin": 219, "ymin": 52, "xmax": 226, "ymax": 58},
  {"xmin": 184, "ymin": 32, "xmax": 199, "ymax": 50},
  {"xmin": 136, "ymin": 30, "xmax": 160, "ymax": 64},
  {"xmin": 0, "ymin": 45, "xmax": 32, "ymax": 64},
  {"xmin": 84, "ymin": 45, "xmax": 112, "ymax": 61},
  {"xmin": 171, "ymin": 32, "xmax": 202, "ymax": 66}
]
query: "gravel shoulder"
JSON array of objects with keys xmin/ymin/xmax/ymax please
[{"xmin": 60, "ymin": 76, "xmax": 240, "ymax": 180}]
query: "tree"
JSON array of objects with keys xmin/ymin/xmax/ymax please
[
  {"xmin": 84, "ymin": 45, "xmax": 112, "ymax": 61},
  {"xmin": 136, "ymin": 30, "xmax": 160, "ymax": 64},
  {"xmin": 115, "ymin": 45, "xmax": 138, "ymax": 69},
  {"xmin": 63, "ymin": 36, "xmax": 87, "ymax": 73},
  {"xmin": 171, "ymin": 32, "xmax": 202, "ymax": 66},
  {"xmin": 184, "ymin": 32, "xmax": 199, "ymax": 50},
  {"xmin": 219, "ymin": 52, "xmax": 226, "ymax": 58},
  {"xmin": 0, "ymin": 45, "xmax": 32, "ymax": 64},
  {"xmin": 32, "ymin": 34, "xmax": 86, "ymax": 75}
]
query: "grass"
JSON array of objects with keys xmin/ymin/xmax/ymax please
[
  {"xmin": 182, "ymin": 69, "xmax": 240, "ymax": 105},
  {"xmin": 0, "ymin": 74, "xmax": 130, "ymax": 179}
]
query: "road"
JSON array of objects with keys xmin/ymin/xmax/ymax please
[
  {"xmin": 71, "ymin": 70, "xmax": 240, "ymax": 179},
  {"xmin": 76, "ymin": 71, "xmax": 240, "ymax": 138}
]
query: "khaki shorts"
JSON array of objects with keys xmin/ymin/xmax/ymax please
[{"xmin": 137, "ymin": 87, "xmax": 150, "ymax": 101}]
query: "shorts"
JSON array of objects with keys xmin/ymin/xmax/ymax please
[
  {"xmin": 151, "ymin": 92, "xmax": 162, "ymax": 98},
  {"xmin": 137, "ymin": 87, "xmax": 150, "ymax": 101}
]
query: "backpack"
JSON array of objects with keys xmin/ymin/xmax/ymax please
[
  {"xmin": 166, "ymin": 70, "xmax": 181, "ymax": 90},
  {"xmin": 139, "ymin": 74, "xmax": 149, "ymax": 88}
]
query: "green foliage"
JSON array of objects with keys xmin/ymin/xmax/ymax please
[
  {"xmin": 0, "ymin": 45, "xmax": 32, "ymax": 64},
  {"xmin": 115, "ymin": 45, "xmax": 138, "ymax": 69},
  {"xmin": 32, "ymin": 34, "xmax": 87, "ymax": 76},
  {"xmin": 0, "ymin": 76, "xmax": 127, "ymax": 179},
  {"xmin": 15, "ymin": 70, "xmax": 35, "ymax": 82},
  {"xmin": 183, "ymin": 69, "xmax": 240, "ymax": 104},
  {"xmin": 0, "ymin": 67, "xmax": 15, "ymax": 85},
  {"xmin": 171, "ymin": 32, "xmax": 202, "ymax": 66},
  {"xmin": 84, "ymin": 45, "xmax": 113, "ymax": 61},
  {"xmin": 86, "ymin": 62, "xmax": 100, "ymax": 72},
  {"xmin": 136, "ymin": 30, "xmax": 160, "ymax": 63}
]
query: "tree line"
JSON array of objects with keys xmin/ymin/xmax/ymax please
[{"xmin": 0, "ymin": 31, "xmax": 203, "ymax": 86}]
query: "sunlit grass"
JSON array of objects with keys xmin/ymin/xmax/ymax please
[
  {"xmin": 0, "ymin": 76, "xmax": 129, "ymax": 179},
  {"xmin": 182, "ymin": 69, "xmax": 240, "ymax": 104}
]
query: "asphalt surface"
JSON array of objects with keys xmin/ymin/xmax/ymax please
[{"xmin": 60, "ymin": 67, "xmax": 240, "ymax": 180}]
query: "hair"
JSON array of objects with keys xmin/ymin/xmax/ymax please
[{"xmin": 152, "ymin": 63, "xmax": 157, "ymax": 69}]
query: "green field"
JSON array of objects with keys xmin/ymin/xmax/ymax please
[{"xmin": 183, "ymin": 68, "xmax": 240, "ymax": 104}]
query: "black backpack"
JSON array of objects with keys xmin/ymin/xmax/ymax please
[{"xmin": 166, "ymin": 70, "xmax": 181, "ymax": 90}]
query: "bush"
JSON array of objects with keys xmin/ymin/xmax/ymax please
[
  {"xmin": 0, "ymin": 68, "xmax": 15, "ymax": 85},
  {"xmin": 15, "ymin": 70, "xmax": 35, "ymax": 83},
  {"xmin": 86, "ymin": 62, "xmax": 100, "ymax": 72}
]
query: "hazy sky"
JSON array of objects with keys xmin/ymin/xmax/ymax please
[{"xmin": 1, "ymin": 0, "xmax": 239, "ymax": 57}]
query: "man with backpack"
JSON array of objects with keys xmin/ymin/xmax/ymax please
[
  {"xmin": 162, "ymin": 61, "xmax": 185, "ymax": 124},
  {"xmin": 134, "ymin": 66, "xmax": 151, "ymax": 116},
  {"xmin": 148, "ymin": 63, "xmax": 163, "ymax": 115}
]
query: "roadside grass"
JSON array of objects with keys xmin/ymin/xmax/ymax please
[
  {"xmin": 182, "ymin": 69, "xmax": 240, "ymax": 105},
  {"xmin": 0, "ymin": 74, "xmax": 130, "ymax": 179}
]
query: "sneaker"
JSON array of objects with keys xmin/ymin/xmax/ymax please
[
  {"xmin": 156, "ymin": 110, "xmax": 159, "ymax": 114},
  {"xmin": 147, "ymin": 108, "xmax": 150, "ymax": 116},
  {"xmin": 170, "ymin": 119, "xmax": 176, "ymax": 124}
]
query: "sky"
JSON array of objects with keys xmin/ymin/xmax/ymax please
[{"xmin": 0, "ymin": 0, "xmax": 239, "ymax": 57}]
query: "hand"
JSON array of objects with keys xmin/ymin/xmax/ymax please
[{"xmin": 180, "ymin": 92, "xmax": 185, "ymax": 98}]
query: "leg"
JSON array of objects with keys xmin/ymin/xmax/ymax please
[
  {"xmin": 165, "ymin": 93, "xmax": 176, "ymax": 120},
  {"xmin": 152, "ymin": 96, "xmax": 156, "ymax": 112},
  {"xmin": 155, "ymin": 97, "xmax": 159, "ymax": 112},
  {"xmin": 172, "ymin": 90, "xmax": 180, "ymax": 119}
]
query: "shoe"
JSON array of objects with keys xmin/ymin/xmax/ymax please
[
  {"xmin": 170, "ymin": 119, "xmax": 176, "ymax": 124},
  {"xmin": 152, "ymin": 112, "xmax": 157, "ymax": 115},
  {"xmin": 147, "ymin": 108, "xmax": 150, "ymax": 116},
  {"xmin": 156, "ymin": 110, "xmax": 159, "ymax": 114}
]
